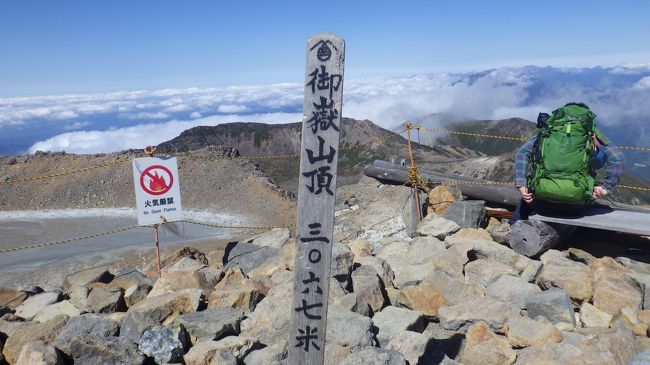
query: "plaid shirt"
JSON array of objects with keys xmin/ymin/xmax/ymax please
[{"xmin": 514, "ymin": 133, "xmax": 625, "ymax": 191}]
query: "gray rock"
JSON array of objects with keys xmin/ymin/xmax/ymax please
[
  {"xmin": 62, "ymin": 266, "xmax": 111, "ymax": 293},
  {"xmin": 139, "ymin": 325, "xmax": 189, "ymax": 364},
  {"xmin": 162, "ymin": 257, "xmax": 207, "ymax": 272},
  {"xmin": 183, "ymin": 340, "xmax": 238, "ymax": 365},
  {"xmin": 176, "ymin": 307, "xmax": 244, "ymax": 340},
  {"xmin": 86, "ymin": 288, "xmax": 126, "ymax": 313},
  {"xmin": 243, "ymin": 342, "xmax": 287, "ymax": 365},
  {"xmin": 240, "ymin": 281, "xmax": 291, "ymax": 345},
  {"xmin": 1, "ymin": 315, "xmax": 69, "ymax": 365},
  {"xmin": 373, "ymin": 306, "xmax": 426, "ymax": 347},
  {"xmin": 616, "ymin": 257, "xmax": 650, "ymax": 275},
  {"xmin": 33, "ymin": 300, "xmax": 81, "ymax": 323},
  {"xmin": 198, "ymin": 267, "xmax": 224, "ymax": 288},
  {"xmin": 485, "ymin": 275, "xmax": 541, "ymax": 309},
  {"xmin": 538, "ymin": 249, "xmax": 593, "ymax": 303},
  {"xmin": 354, "ymin": 256, "xmax": 395, "ymax": 289},
  {"xmin": 416, "ymin": 215, "xmax": 460, "ymax": 239},
  {"xmin": 104, "ymin": 267, "xmax": 154, "ymax": 290},
  {"xmin": 331, "ymin": 243, "xmax": 354, "ymax": 282},
  {"xmin": 438, "ymin": 296, "xmax": 520, "ymax": 332},
  {"xmin": 124, "ymin": 283, "xmax": 152, "ymax": 308},
  {"xmin": 340, "ymin": 347, "xmax": 406, "ymax": 365},
  {"xmin": 423, "ymin": 270, "xmax": 484, "ymax": 305},
  {"xmin": 526, "ymin": 288, "xmax": 575, "ymax": 329},
  {"xmin": 464, "ymin": 259, "xmax": 518, "ymax": 289},
  {"xmin": 503, "ymin": 315, "xmax": 563, "ymax": 348},
  {"xmin": 53, "ymin": 314, "xmax": 120, "ymax": 356},
  {"xmin": 519, "ymin": 260, "xmax": 543, "ymax": 283},
  {"xmin": 331, "ymin": 293, "xmax": 371, "ymax": 317},
  {"xmin": 15, "ymin": 340, "xmax": 65, "ymax": 365},
  {"xmin": 120, "ymin": 288, "xmax": 202, "ymax": 343},
  {"xmin": 223, "ymin": 241, "xmax": 281, "ymax": 275},
  {"xmin": 67, "ymin": 335, "xmax": 144, "ymax": 365},
  {"xmin": 248, "ymin": 227, "xmax": 291, "ymax": 249},
  {"xmin": 627, "ymin": 349, "xmax": 650, "ymax": 365},
  {"xmin": 69, "ymin": 286, "xmax": 90, "ymax": 311},
  {"xmin": 442, "ymin": 200, "xmax": 486, "ymax": 229},
  {"xmin": 387, "ymin": 330, "xmax": 446, "ymax": 365},
  {"xmin": 326, "ymin": 305, "xmax": 376, "ymax": 349},
  {"xmin": 445, "ymin": 236, "xmax": 531, "ymax": 272},
  {"xmin": 15, "ymin": 291, "xmax": 61, "ymax": 320},
  {"xmin": 351, "ymin": 265, "xmax": 386, "ymax": 313}
]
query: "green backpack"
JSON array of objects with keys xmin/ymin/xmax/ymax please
[{"xmin": 530, "ymin": 103, "xmax": 599, "ymax": 205}]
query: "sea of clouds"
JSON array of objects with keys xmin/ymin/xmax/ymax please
[{"xmin": 1, "ymin": 65, "xmax": 649, "ymax": 156}]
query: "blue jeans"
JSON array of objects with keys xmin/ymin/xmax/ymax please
[{"xmin": 509, "ymin": 199, "xmax": 587, "ymax": 225}]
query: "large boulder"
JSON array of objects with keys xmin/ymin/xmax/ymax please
[
  {"xmin": 460, "ymin": 321, "xmax": 516, "ymax": 365},
  {"xmin": 67, "ymin": 335, "xmax": 144, "ymax": 365},
  {"xmin": 351, "ymin": 265, "xmax": 386, "ymax": 313},
  {"xmin": 442, "ymin": 200, "xmax": 487, "ymax": 229},
  {"xmin": 2, "ymin": 315, "xmax": 69, "ymax": 365},
  {"xmin": 33, "ymin": 300, "xmax": 81, "ymax": 323},
  {"xmin": 14, "ymin": 340, "xmax": 65, "ymax": 365},
  {"xmin": 340, "ymin": 347, "xmax": 406, "ymax": 365},
  {"xmin": 176, "ymin": 307, "xmax": 245, "ymax": 341},
  {"xmin": 372, "ymin": 306, "xmax": 426, "ymax": 347},
  {"xmin": 240, "ymin": 281, "xmax": 292, "ymax": 345},
  {"xmin": 62, "ymin": 267, "xmax": 111, "ymax": 293},
  {"xmin": 208, "ymin": 268, "xmax": 262, "ymax": 314},
  {"xmin": 422, "ymin": 270, "xmax": 484, "ymax": 305},
  {"xmin": 395, "ymin": 283, "xmax": 449, "ymax": 317},
  {"xmin": 148, "ymin": 271, "xmax": 211, "ymax": 298},
  {"xmin": 526, "ymin": 288, "xmax": 576, "ymax": 331},
  {"xmin": 86, "ymin": 287, "xmax": 126, "ymax": 313},
  {"xmin": 387, "ymin": 330, "xmax": 446, "ymax": 365},
  {"xmin": 503, "ymin": 315, "xmax": 563, "ymax": 348},
  {"xmin": 592, "ymin": 276, "xmax": 643, "ymax": 315},
  {"xmin": 438, "ymin": 297, "xmax": 520, "ymax": 332},
  {"xmin": 416, "ymin": 215, "xmax": 460, "ymax": 239},
  {"xmin": 138, "ymin": 325, "xmax": 189, "ymax": 364},
  {"xmin": 119, "ymin": 288, "xmax": 202, "ymax": 343},
  {"xmin": 14, "ymin": 292, "xmax": 61, "ymax": 321},
  {"xmin": 464, "ymin": 259, "xmax": 518, "ymax": 289},
  {"xmin": 485, "ymin": 275, "xmax": 541, "ymax": 309},
  {"xmin": 326, "ymin": 305, "xmax": 376, "ymax": 349},
  {"xmin": 538, "ymin": 250, "xmax": 593, "ymax": 304},
  {"xmin": 53, "ymin": 314, "xmax": 120, "ymax": 357}
]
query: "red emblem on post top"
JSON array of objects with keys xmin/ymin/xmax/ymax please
[{"xmin": 140, "ymin": 165, "xmax": 173, "ymax": 195}]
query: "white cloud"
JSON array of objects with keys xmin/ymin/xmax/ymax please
[
  {"xmin": 190, "ymin": 111, "xmax": 202, "ymax": 119},
  {"xmin": 63, "ymin": 121, "xmax": 91, "ymax": 130},
  {"xmin": 28, "ymin": 112, "xmax": 301, "ymax": 154},
  {"xmin": 119, "ymin": 112, "xmax": 170, "ymax": 120},
  {"xmin": 217, "ymin": 104, "xmax": 249, "ymax": 113},
  {"xmin": 633, "ymin": 77, "xmax": 650, "ymax": 90}
]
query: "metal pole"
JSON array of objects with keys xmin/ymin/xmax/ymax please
[{"xmin": 154, "ymin": 224, "xmax": 161, "ymax": 278}]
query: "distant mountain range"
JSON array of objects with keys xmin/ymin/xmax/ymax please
[{"xmin": 156, "ymin": 117, "xmax": 650, "ymax": 205}]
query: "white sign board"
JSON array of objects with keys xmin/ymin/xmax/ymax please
[{"xmin": 132, "ymin": 157, "xmax": 183, "ymax": 226}]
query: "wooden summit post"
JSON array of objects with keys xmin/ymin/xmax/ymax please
[{"xmin": 288, "ymin": 33, "xmax": 345, "ymax": 365}]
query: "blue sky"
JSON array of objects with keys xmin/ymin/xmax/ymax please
[{"xmin": 1, "ymin": 0, "xmax": 649, "ymax": 96}]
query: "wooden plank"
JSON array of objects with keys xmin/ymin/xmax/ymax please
[
  {"xmin": 364, "ymin": 163, "xmax": 522, "ymax": 207},
  {"xmin": 530, "ymin": 206, "xmax": 650, "ymax": 236},
  {"xmin": 289, "ymin": 33, "xmax": 345, "ymax": 365},
  {"xmin": 408, "ymin": 190, "xmax": 421, "ymax": 237}
]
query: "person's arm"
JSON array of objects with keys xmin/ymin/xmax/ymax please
[
  {"xmin": 514, "ymin": 135, "xmax": 537, "ymax": 202},
  {"xmin": 592, "ymin": 140, "xmax": 625, "ymax": 199}
]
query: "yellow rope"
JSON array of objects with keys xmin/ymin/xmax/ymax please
[
  {"xmin": 181, "ymin": 219, "xmax": 294, "ymax": 230},
  {"xmin": 0, "ymin": 225, "xmax": 139, "ymax": 254}
]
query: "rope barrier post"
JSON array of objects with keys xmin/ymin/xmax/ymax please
[
  {"xmin": 153, "ymin": 223, "xmax": 161, "ymax": 278},
  {"xmin": 404, "ymin": 122, "xmax": 422, "ymax": 237}
]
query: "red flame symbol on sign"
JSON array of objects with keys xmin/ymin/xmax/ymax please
[{"xmin": 140, "ymin": 165, "xmax": 173, "ymax": 195}]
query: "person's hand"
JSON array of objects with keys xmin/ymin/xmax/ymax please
[
  {"xmin": 519, "ymin": 186, "xmax": 534, "ymax": 204},
  {"xmin": 592, "ymin": 186, "xmax": 608, "ymax": 199}
]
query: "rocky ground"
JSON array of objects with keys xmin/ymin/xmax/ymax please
[{"xmin": 2, "ymin": 176, "xmax": 650, "ymax": 364}]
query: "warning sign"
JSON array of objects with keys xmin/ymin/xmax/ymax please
[{"xmin": 132, "ymin": 157, "xmax": 183, "ymax": 226}]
